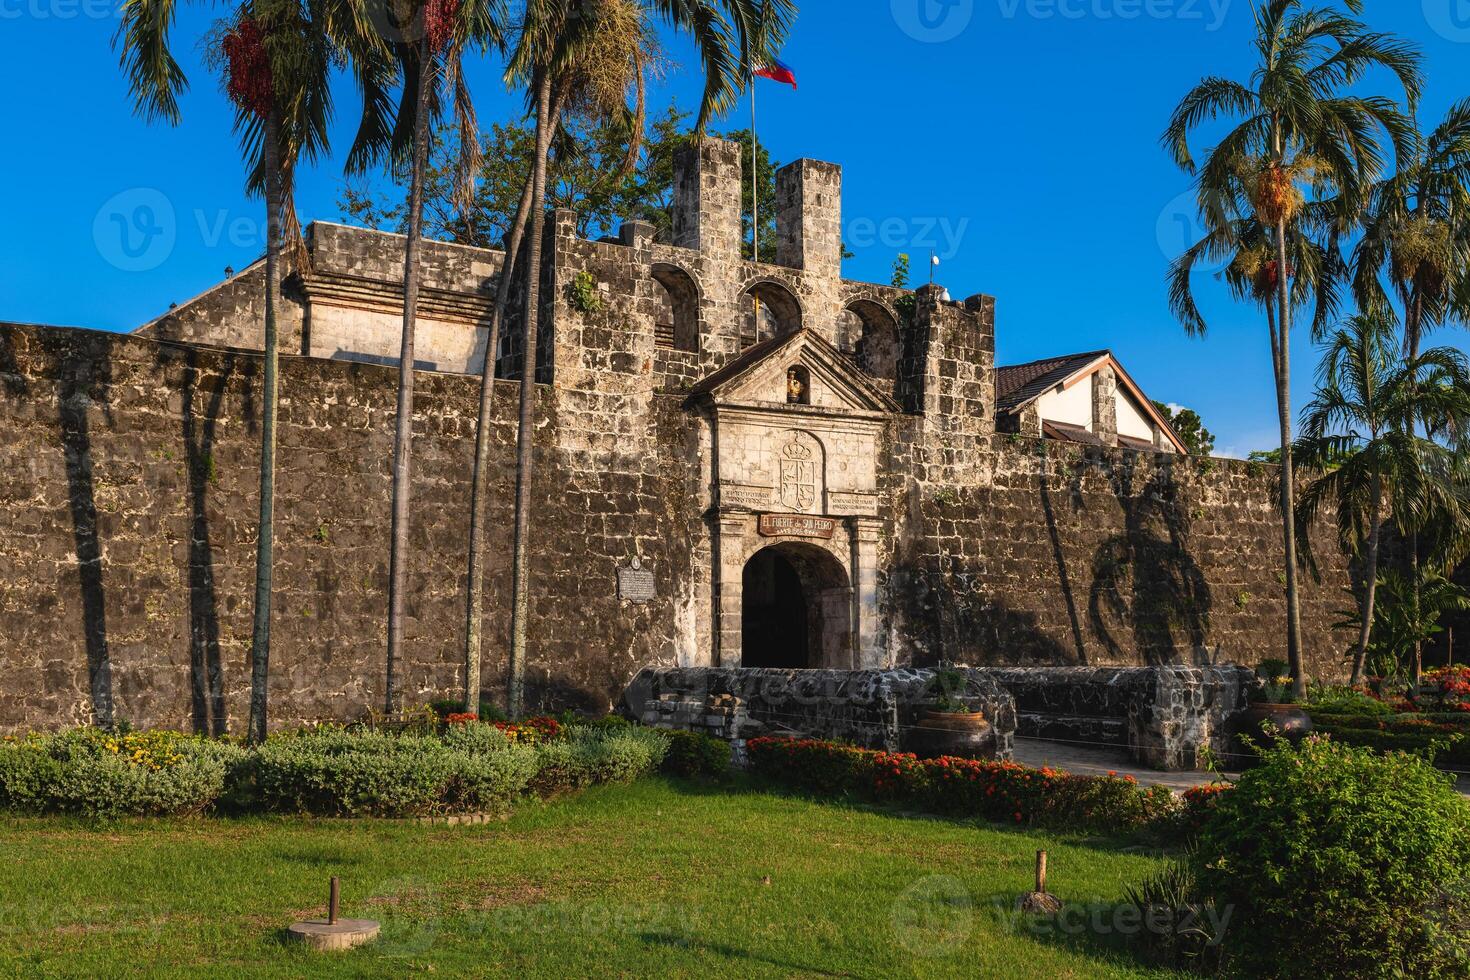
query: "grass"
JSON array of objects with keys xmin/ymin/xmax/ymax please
[{"xmin": 0, "ymin": 778, "xmax": 1179, "ymax": 978}]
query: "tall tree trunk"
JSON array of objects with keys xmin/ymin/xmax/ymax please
[
  {"xmin": 248, "ymin": 108, "xmax": 284, "ymax": 744},
  {"xmin": 506, "ymin": 74, "xmax": 555, "ymax": 719},
  {"xmin": 1275, "ymin": 214, "xmax": 1306, "ymax": 701},
  {"xmin": 1406, "ymin": 289, "xmax": 1425, "ymax": 686},
  {"xmin": 463, "ymin": 174, "xmax": 536, "ymax": 716},
  {"xmin": 1352, "ymin": 473, "xmax": 1384, "ymax": 687},
  {"xmin": 385, "ymin": 51, "xmax": 434, "ymax": 715}
]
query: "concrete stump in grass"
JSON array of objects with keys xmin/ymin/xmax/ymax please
[{"xmin": 287, "ymin": 876, "xmax": 379, "ymax": 951}]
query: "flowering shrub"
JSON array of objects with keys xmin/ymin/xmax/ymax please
[
  {"xmin": 746, "ymin": 737, "xmax": 1181, "ymax": 835},
  {"xmin": 1424, "ymin": 666, "xmax": 1470, "ymax": 713},
  {"xmin": 444, "ymin": 712, "xmax": 479, "ymax": 726},
  {"xmin": 1179, "ymin": 783, "xmax": 1231, "ymax": 836},
  {"xmin": 492, "ymin": 716, "xmax": 562, "ymax": 745}
]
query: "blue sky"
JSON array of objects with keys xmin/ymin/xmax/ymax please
[{"xmin": 3, "ymin": 1, "xmax": 1470, "ymax": 456}]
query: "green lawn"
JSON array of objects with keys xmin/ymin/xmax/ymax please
[{"xmin": 0, "ymin": 778, "xmax": 1180, "ymax": 978}]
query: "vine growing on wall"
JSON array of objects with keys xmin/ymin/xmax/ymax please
[{"xmin": 566, "ymin": 271, "xmax": 604, "ymax": 314}]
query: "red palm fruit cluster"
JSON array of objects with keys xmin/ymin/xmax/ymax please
[
  {"xmin": 223, "ymin": 17, "xmax": 273, "ymax": 119},
  {"xmin": 1254, "ymin": 164, "xmax": 1296, "ymax": 225},
  {"xmin": 1254, "ymin": 259, "xmax": 1293, "ymax": 295},
  {"xmin": 424, "ymin": 0, "xmax": 460, "ymax": 52}
]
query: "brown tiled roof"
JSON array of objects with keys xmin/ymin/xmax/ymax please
[
  {"xmin": 1118, "ymin": 433, "xmax": 1162, "ymax": 452},
  {"xmin": 1042, "ymin": 420, "xmax": 1108, "ymax": 446},
  {"xmin": 994, "ymin": 351, "xmax": 1108, "ymax": 414}
]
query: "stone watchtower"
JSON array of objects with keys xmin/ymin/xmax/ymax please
[{"xmin": 548, "ymin": 136, "xmax": 998, "ymax": 672}]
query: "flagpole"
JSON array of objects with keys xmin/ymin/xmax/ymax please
[{"xmin": 751, "ymin": 64, "xmax": 759, "ymax": 265}]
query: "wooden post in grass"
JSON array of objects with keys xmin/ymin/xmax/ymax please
[{"xmin": 1018, "ymin": 849, "xmax": 1062, "ymax": 914}]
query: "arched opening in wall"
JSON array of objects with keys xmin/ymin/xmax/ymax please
[
  {"xmin": 651, "ymin": 263, "xmax": 700, "ymax": 353},
  {"xmin": 740, "ymin": 281, "xmax": 802, "ymax": 349},
  {"xmin": 741, "ymin": 543, "xmax": 852, "ymax": 669},
  {"xmin": 843, "ymin": 300, "xmax": 900, "ymax": 389}
]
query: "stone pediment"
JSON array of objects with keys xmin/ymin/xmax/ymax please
[{"xmin": 685, "ymin": 329, "xmax": 901, "ymax": 416}]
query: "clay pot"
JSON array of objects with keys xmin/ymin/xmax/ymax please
[
  {"xmin": 1225, "ymin": 703, "xmax": 1314, "ymax": 770},
  {"xmin": 904, "ymin": 710, "xmax": 996, "ymax": 760}
]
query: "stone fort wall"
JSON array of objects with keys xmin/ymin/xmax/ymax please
[
  {"xmin": 0, "ymin": 136, "xmax": 1356, "ymax": 733},
  {"xmin": 0, "ymin": 322, "xmax": 1351, "ymax": 734}
]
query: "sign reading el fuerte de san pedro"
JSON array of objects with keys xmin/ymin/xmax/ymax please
[{"xmin": 757, "ymin": 514, "xmax": 837, "ymax": 539}]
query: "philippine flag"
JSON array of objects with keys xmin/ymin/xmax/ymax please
[{"xmin": 754, "ymin": 59, "xmax": 798, "ymax": 89}]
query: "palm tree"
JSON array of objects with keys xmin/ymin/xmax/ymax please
[
  {"xmin": 1162, "ymin": 0, "xmax": 1420, "ymax": 699},
  {"xmin": 356, "ymin": 0, "xmax": 505, "ymax": 714},
  {"xmin": 116, "ymin": 0, "xmax": 364, "ymax": 740},
  {"xmin": 1295, "ymin": 313, "xmax": 1470, "ymax": 685},
  {"xmin": 496, "ymin": 0, "xmax": 794, "ymax": 717},
  {"xmin": 1352, "ymin": 100, "xmax": 1470, "ymax": 682},
  {"xmin": 1355, "ymin": 100, "xmax": 1470, "ymax": 361},
  {"xmin": 462, "ymin": 3, "xmax": 649, "ymax": 718}
]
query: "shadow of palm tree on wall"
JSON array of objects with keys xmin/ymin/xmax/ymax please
[
  {"xmin": 1038, "ymin": 451, "xmax": 1090, "ymax": 664},
  {"xmin": 174, "ymin": 348, "xmax": 235, "ymax": 736},
  {"xmin": 1087, "ymin": 460, "xmax": 1212, "ymax": 665},
  {"xmin": 48, "ymin": 332, "xmax": 117, "ymax": 727}
]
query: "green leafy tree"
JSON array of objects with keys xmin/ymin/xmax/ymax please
[
  {"xmin": 116, "ymin": 0, "xmax": 374, "ymax": 740},
  {"xmin": 335, "ymin": 102, "xmax": 801, "ymax": 258},
  {"xmin": 1162, "ymin": 0, "xmax": 1420, "ymax": 699},
  {"xmin": 1296, "ymin": 313, "xmax": 1470, "ymax": 684},
  {"xmin": 339, "ymin": 111, "xmax": 680, "ymax": 245},
  {"xmin": 1151, "ymin": 401, "xmax": 1215, "ymax": 456}
]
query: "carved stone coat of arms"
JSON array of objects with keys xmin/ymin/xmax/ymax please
[{"xmin": 779, "ymin": 439, "xmax": 817, "ymax": 511}]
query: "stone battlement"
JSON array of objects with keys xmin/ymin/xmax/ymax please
[{"xmin": 139, "ymin": 138, "xmax": 994, "ymax": 431}]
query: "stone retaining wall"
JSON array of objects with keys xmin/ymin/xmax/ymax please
[
  {"xmin": 622, "ymin": 667, "xmax": 1017, "ymax": 759},
  {"xmin": 981, "ymin": 665, "xmax": 1257, "ymax": 770}
]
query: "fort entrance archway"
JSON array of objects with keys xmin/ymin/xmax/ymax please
[{"xmin": 740, "ymin": 542, "xmax": 852, "ymax": 669}]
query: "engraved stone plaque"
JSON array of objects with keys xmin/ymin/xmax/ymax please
[
  {"xmin": 722, "ymin": 484, "xmax": 772, "ymax": 509},
  {"xmin": 617, "ymin": 558, "xmax": 656, "ymax": 603},
  {"xmin": 827, "ymin": 492, "xmax": 880, "ymax": 517}
]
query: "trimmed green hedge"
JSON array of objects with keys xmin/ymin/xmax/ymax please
[
  {"xmin": 0, "ymin": 729, "xmax": 248, "ymax": 817},
  {"xmin": 1309, "ymin": 711, "xmax": 1470, "ymax": 766},
  {"xmin": 0, "ymin": 723, "xmax": 668, "ymax": 819},
  {"xmin": 661, "ymin": 730, "xmax": 732, "ymax": 778}
]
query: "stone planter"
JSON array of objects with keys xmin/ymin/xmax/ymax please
[
  {"xmin": 904, "ymin": 710, "xmax": 996, "ymax": 760},
  {"xmin": 1225, "ymin": 702, "xmax": 1313, "ymax": 769}
]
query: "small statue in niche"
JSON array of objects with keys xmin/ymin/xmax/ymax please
[{"xmin": 786, "ymin": 366, "xmax": 808, "ymax": 404}]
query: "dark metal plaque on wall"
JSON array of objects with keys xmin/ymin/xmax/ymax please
[{"xmin": 618, "ymin": 558, "xmax": 656, "ymax": 603}]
